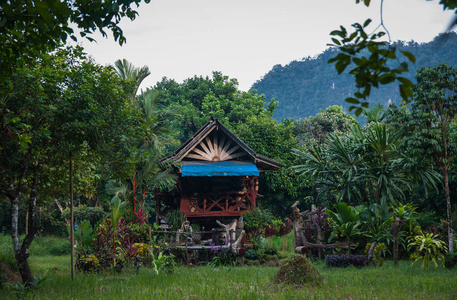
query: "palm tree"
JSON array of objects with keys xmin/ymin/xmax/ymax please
[
  {"xmin": 293, "ymin": 122, "xmax": 440, "ymax": 205},
  {"xmin": 113, "ymin": 60, "xmax": 178, "ymax": 213},
  {"xmin": 114, "ymin": 58, "xmax": 151, "ymax": 101},
  {"xmin": 363, "ymin": 103, "xmax": 387, "ymax": 123}
]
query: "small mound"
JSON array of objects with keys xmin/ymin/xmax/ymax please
[{"xmin": 273, "ymin": 255, "xmax": 323, "ymax": 286}]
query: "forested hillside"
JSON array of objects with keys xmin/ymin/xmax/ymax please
[{"xmin": 251, "ymin": 32, "xmax": 457, "ymax": 120}]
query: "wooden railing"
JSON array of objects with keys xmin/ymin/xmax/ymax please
[{"xmin": 183, "ymin": 191, "xmax": 253, "ymax": 217}]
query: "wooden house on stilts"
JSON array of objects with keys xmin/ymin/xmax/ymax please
[{"xmin": 154, "ymin": 118, "xmax": 283, "ymax": 229}]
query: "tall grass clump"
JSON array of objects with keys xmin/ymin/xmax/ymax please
[
  {"xmin": 266, "ymin": 231, "xmax": 294, "ymax": 253},
  {"xmin": 273, "ymin": 255, "xmax": 323, "ymax": 286}
]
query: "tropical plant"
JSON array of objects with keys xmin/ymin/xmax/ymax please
[
  {"xmin": 364, "ymin": 242, "xmax": 387, "ymax": 266},
  {"xmin": 73, "ymin": 220, "xmax": 94, "ymax": 252},
  {"xmin": 114, "ymin": 58, "xmax": 151, "ymax": 101},
  {"xmin": 361, "ymin": 202, "xmax": 393, "ymax": 244},
  {"xmin": 408, "ymin": 232, "xmax": 448, "ymax": 268},
  {"xmin": 6, "ymin": 274, "xmax": 48, "ymax": 300},
  {"xmin": 363, "ymin": 104, "xmax": 387, "ymax": 123},
  {"xmin": 293, "ymin": 122, "xmax": 440, "ymax": 206},
  {"xmin": 327, "ymin": 202, "xmax": 365, "ymax": 254},
  {"xmin": 391, "ymin": 202, "xmax": 417, "ymax": 265},
  {"xmin": 130, "ymin": 88, "xmax": 179, "ymax": 212},
  {"xmin": 110, "ymin": 189, "xmax": 128, "ymax": 273},
  {"xmin": 208, "ymin": 244, "xmax": 237, "ymax": 267},
  {"xmin": 148, "ymin": 251, "xmax": 176, "ymax": 275}
]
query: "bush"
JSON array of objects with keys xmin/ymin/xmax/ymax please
[
  {"xmin": 325, "ymin": 255, "xmax": 368, "ymax": 268},
  {"xmin": 75, "ymin": 254, "xmax": 100, "ymax": 273},
  {"xmin": 408, "ymin": 232, "xmax": 447, "ymax": 268},
  {"xmin": 243, "ymin": 208, "xmax": 274, "ymax": 233},
  {"xmin": 208, "ymin": 244, "xmax": 237, "ymax": 267},
  {"xmin": 245, "ymin": 249, "xmax": 259, "ymax": 260},
  {"xmin": 273, "ymin": 256, "xmax": 323, "ymax": 286}
]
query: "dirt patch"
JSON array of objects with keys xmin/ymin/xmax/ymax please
[{"xmin": 0, "ymin": 262, "xmax": 21, "ymax": 285}]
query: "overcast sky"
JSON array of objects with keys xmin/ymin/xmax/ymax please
[{"xmin": 72, "ymin": 0, "xmax": 456, "ymax": 92}]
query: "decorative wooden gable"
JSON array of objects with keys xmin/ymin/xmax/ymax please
[{"xmin": 185, "ymin": 133, "xmax": 245, "ymax": 162}]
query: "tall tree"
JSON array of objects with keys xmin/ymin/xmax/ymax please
[
  {"xmin": 408, "ymin": 63, "xmax": 457, "ymax": 252},
  {"xmin": 0, "ymin": 47, "xmax": 141, "ymax": 283},
  {"xmin": 293, "ymin": 105, "xmax": 358, "ymax": 146}
]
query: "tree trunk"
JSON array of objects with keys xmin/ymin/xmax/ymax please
[
  {"xmin": 367, "ymin": 241, "xmax": 378, "ymax": 264},
  {"xmin": 54, "ymin": 198, "xmax": 70, "ymax": 227},
  {"xmin": 70, "ymin": 151, "xmax": 75, "ymax": 280},
  {"xmin": 11, "ymin": 165, "xmax": 42, "ymax": 284},
  {"xmin": 291, "ymin": 201, "xmax": 308, "ymax": 248},
  {"xmin": 391, "ymin": 217, "xmax": 403, "ymax": 266},
  {"xmin": 443, "ymin": 165, "xmax": 454, "ymax": 253},
  {"xmin": 10, "ymin": 194, "xmax": 34, "ymax": 284}
]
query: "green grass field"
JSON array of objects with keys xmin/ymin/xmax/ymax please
[{"xmin": 1, "ymin": 255, "xmax": 456, "ymax": 299}]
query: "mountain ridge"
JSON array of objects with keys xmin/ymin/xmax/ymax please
[{"xmin": 251, "ymin": 32, "xmax": 457, "ymax": 120}]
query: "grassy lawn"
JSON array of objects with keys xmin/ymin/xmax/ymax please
[{"xmin": 1, "ymin": 255, "xmax": 456, "ymax": 299}]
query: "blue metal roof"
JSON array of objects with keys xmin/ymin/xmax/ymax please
[{"xmin": 181, "ymin": 161, "xmax": 259, "ymax": 177}]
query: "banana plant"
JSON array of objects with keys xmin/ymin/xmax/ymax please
[{"xmin": 327, "ymin": 202, "xmax": 365, "ymax": 254}]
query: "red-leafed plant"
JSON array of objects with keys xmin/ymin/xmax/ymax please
[{"xmin": 134, "ymin": 208, "xmax": 148, "ymax": 224}]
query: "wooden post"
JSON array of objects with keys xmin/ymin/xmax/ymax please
[
  {"xmin": 155, "ymin": 192, "xmax": 160, "ymax": 224},
  {"xmin": 70, "ymin": 151, "xmax": 75, "ymax": 280}
]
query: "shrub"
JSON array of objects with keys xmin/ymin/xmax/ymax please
[
  {"xmin": 325, "ymin": 255, "xmax": 368, "ymax": 268},
  {"xmin": 62, "ymin": 205, "xmax": 107, "ymax": 226},
  {"xmin": 245, "ymin": 249, "xmax": 259, "ymax": 260},
  {"xmin": 149, "ymin": 250, "xmax": 176, "ymax": 275},
  {"xmin": 273, "ymin": 256, "xmax": 323, "ymax": 286},
  {"xmin": 208, "ymin": 244, "xmax": 236, "ymax": 267},
  {"xmin": 91, "ymin": 219, "xmax": 115, "ymax": 271},
  {"xmin": 76, "ymin": 254, "xmax": 100, "ymax": 273},
  {"xmin": 243, "ymin": 208, "xmax": 274, "ymax": 233},
  {"xmin": 408, "ymin": 232, "xmax": 447, "ymax": 268},
  {"xmin": 278, "ymin": 218, "xmax": 293, "ymax": 236}
]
